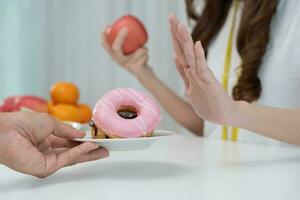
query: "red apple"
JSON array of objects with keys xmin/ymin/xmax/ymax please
[
  {"xmin": 15, "ymin": 96, "xmax": 48, "ymax": 112},
  {"xmin": 106, "ymin": 15, "xmax": 148, "ymax": 54},
  {"xmin": 0, "ymin": 100, "xmax": 5, "ymax": 112},
  {"xmin": 0, "ymin": 96, "xmax": 21, "ymax": 112}
]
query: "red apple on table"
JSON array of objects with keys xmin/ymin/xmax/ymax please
[
  {"xmin": 106, "ymin": 15, "xmax": 148, "ymax": 54},
  {"xmin": 0, "ymin": 95, "xmax": 48, "ymax": 112},
  {"xmin": 15, "ymin": 96, "xmax": 48, "ymax": 112},
  {"xmin": 0, "ymin": 96, "xmax": 20, "ymax": 112}
]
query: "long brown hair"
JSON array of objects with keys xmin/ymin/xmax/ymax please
[{"xmin": 185, "ymin": 0, "xmax": 278, "ymax": 102}]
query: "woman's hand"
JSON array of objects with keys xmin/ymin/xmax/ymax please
[
  {"xmin": 168, "ymin": 14, "xmax": 242, "ymax": 126},
  {"xmin": 0, "ymin": 112, "xmax": 109, "ymax": 178},
  {"xmin": 101, "ymin": 27, "xmax": 151, "ymax": 78}
]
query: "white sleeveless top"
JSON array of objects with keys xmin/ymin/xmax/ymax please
[{"xmin": 205, "ymin": 0, "xmax": 300, "ymax": 146}]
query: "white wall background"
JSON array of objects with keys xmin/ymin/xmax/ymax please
[{"xmin": 0, "ymin": 0, "xmax": 191, "ymax": 133}]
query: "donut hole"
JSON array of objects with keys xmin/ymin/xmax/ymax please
[{"xmin": 117, "ymin": 105, "xmax": 138, "ymax": 119}]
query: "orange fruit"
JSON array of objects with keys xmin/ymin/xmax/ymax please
[
  {"xmin": 78, "ymin": 103, "xmax": 92, "ymax": 123},
  {"xmin": 51, "ymin": 103, "xmax": 81, "ymax": 122},
  {"xmin": 50, "ymin": 82, "xmax": 79, "ymax": 104}
]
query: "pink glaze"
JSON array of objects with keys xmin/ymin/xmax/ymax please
[{"xmin": 93, "ymin": 88, "xmax": 161, "ymax": 138}]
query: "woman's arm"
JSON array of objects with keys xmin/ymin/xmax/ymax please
[
  {"xmin": 136, "ymin": 66, "xmax": 203, "ymax": 135},
  {"xmin": 101, "ymin": 28, "xmax": 204, "ymax": 135},
  {"xmin": 234, "ymin": 102, "xmax": 300, "ymax": 145}
]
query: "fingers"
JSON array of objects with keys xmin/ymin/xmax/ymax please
[
  {"xmin": 51, "ymin": 117, "xmax": 85, "ymax": 140},
  {"xmin": 55, "ymin": 142, "xmax": 108, "ymax": 170},
  {"xmin": 126, "ymin": 47, "xmax": 147, "ymax": 64},
  {"xmin": 169, "ymin": 14, "xmax": 199, "ymax": 86},
  {"xmin": 102, "ymin": 26, "xmax": 147, "ymax": 71},
  {"xmin": 168, "ymin": 14, "xmax": 187, "ymax": 67},
  {"xmin": 195, "ymin": 41, "xmax": 211, "ymax": 83},
  {"xmin": 101, "ymin": 26, "xmax": 113, "ymax": 54},
  {"xmin": 72, "ymin": 147, "xmax": 109, "ymax": 164},
  {"xmin": 32, "ymin": 113, "xmax": 84, "ymax": 143},
  {"xmin": 130, "ymin": 52, "xmax": 148, "ymax": 68},
  {"xmin": 129, "ymin": 47, "xmax": 147, "ymax": 59},
  {"xmin": 124, "ymin": 47, "xmax": 148, "ymax": 71},
  {"xmin": 184, "ymin": 67, "xmax": 196, "ymax": 86},
  {"xmin": 175, "ymin": 57, "xmax": 189, "ymax": 90},
  {"xmin": 168, "ymin": 15, "xmax": 199, "ymax": 90},
  {"xmin": 194, "ymin": 41, "xmax": 206, "ymax": 72},
  {"xmin": 112, "ymin": 28, "xmax": 128, "ymax": 57},
  {"xmin": 177, "ymin": 23, "xmax": 197, "ymax": 70},
  {"xmin": 48, "ymin": 135, "xmax": 80, "ymax": 148}
]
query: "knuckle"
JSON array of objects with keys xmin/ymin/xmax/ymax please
[
  {"xmin": 185, "ymin": 89, "xmax": 192, "ymax": 97},
  {"xmin": 112, "ymin": 44, "xmax": 119, "ymax": 52},
  {"xmin": 39, "ymin": 112, "xmax": 51, "ymax": 121},
  {"xmin": 119, "ymin": 60, "xmax": 129, "ymax": 67}
]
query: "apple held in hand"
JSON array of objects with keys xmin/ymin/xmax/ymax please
[{"xmin": 106, "ymin": 15, "xmax": 148, "ymax": 54}]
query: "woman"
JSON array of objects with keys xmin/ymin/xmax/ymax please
[
  {"xmin": 102, "ymin": 0, "xmax": 300, "ymax": 145},
  {"xmin": 168, "ymin": 19, "xmax": 300, "ymax": 146}
]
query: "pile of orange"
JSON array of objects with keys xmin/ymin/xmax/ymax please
[{"xmin": 48, "ymin": 82, "xmax": 92, "ymax": 123}]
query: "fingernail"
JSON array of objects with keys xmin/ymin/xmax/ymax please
[
  {"xmin": 99, "ymin": 148, "xmax": 109, "ymax": 158},
  {"xmin": 196, "ymin": 40, "xmax": 202, "ymax": 46}
]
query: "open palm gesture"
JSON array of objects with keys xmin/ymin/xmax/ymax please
[{"xmin": 168, "ymin": 14, "xmax": 241, "ymax": 126}]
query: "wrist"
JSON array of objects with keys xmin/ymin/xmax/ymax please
[
  {"xmin": 135, "ymin": 65, "xmax": 157, "ymax": 83},
  {"xmin": 229, "ymin": 100, "xmax": 250, "ymax": 128}
]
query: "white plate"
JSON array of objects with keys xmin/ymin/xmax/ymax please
[{"xmin": 71, "ymin": 123, "xmax": 175, "ymax": 151}]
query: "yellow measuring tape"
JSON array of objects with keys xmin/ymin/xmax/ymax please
[{"xmin": 222, "ymin": 0, "xmax": 240, "ymax": 142}]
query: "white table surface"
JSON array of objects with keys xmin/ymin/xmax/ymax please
[{"xmin": 1, "ymin": 134, "xmax": 300, "ymax": 200}]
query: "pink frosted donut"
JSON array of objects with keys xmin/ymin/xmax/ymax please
[{"xmin": 92, "ymin": 88, "xmax": 161, "ymax": 138}]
